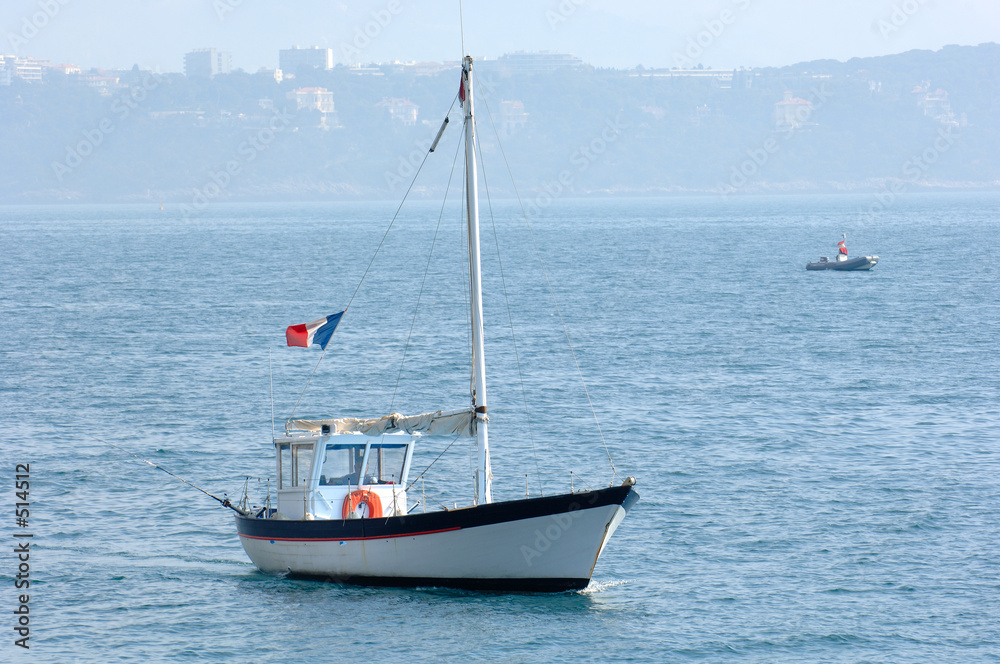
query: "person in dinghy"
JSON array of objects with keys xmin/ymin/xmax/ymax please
[{"xmin": 836, "ymin": 234, "xmax": 848, "ymax": 262}]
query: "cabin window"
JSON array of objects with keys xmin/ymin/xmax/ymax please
[
  {"xmin": 277, "ymin": 442, "xmax": 314, "ymax": 489},
  {"xmin": 277, "ymin": 444, "xmax": 291, "ymax": 489},
  {"xmin": 319, "ymin": 444, "xmax": 367, "ymax": 486},
  {"xmin": 363, "ymin": 444, "xmax": 408, "ymax": 485},
  {"xmin": 291, "ymin": 444, "xmax": 314, "ymax": 487}
]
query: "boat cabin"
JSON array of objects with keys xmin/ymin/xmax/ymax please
[{"xmin": 273, "ymin": 431, "xmax": 415, "ymax": 520}]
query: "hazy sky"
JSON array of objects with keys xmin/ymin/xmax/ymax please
[{"xmin": 3, "ymin": 0, "xmax": 998, "ymax": 72}]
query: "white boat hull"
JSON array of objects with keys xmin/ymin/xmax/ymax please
[{"xmin": 237, "ymin": 485, "xmax": 638, "ymax": 591}]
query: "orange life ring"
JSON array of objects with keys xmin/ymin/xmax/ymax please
[{"xmin": 342, "ymin": 489, "xmax": 383, "ymax": 519}]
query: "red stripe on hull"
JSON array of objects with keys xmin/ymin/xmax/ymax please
[{"xmin": 238, "ymin": 525, "xmax": 462, "ymax": 542}]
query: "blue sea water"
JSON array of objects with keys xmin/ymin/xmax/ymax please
[{"xmin": 1, "ymin": 193, "xmax": 999, "ymax": 663}]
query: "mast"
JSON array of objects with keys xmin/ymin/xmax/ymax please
[{"xmin": 462, "ymin": 55, "xmax": 492, "ymax": 505}]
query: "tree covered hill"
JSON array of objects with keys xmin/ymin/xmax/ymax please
[{"xmin": 1, "ymin": 43, "xmax": 997, "ymax": 204}]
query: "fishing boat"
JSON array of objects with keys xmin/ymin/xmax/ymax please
[
  {"xmin": 806, "ymin": 233, "xmax": 878, "ymax": 270},
  {"xmin": 234, "ymin": 55, "xmax": 639, "ymax": 592}
]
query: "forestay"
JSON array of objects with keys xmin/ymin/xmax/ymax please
[{"xmin": 287, "ymin": 408, "xmax": 482, "ymax": 437}]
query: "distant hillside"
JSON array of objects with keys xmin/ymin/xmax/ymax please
[{"xmin": 0, "ymin": 43, "xmax": 997, "ymax": 204}]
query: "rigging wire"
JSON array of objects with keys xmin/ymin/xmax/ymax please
[
  {"xmin": 388, "ymin": 127, "xmax": 465, "ymax": 412},
  {"xmin": 478, "ymin": 93, "xmax": 621, "ymax": 486},
  {"xmin": 472, "ymin": 99, "xmax": 544, "ymax": 497},
  {"xmin": 349, "ymin": 93, "xmax": 459, "ymax": 314},
  {"xmin": 288, "ymin": 94, "xmax": 459, "ymax": 420}
]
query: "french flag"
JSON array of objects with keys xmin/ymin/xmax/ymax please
[{"xmin": 285, "ymin": 311, "xmax": 345, "ymax": 350}]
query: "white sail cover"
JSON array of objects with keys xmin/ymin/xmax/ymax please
[{"xmin": 287, "ymin": 408, "xmax": 481, "ymax": 437}]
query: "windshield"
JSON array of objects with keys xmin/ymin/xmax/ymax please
[{"xmin": 319, "ymin": 442, "xmax": 408, "ymax": 486}]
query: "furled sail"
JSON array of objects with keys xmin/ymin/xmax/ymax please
[{"xmin": 287, "ymin": 408, "xmax": 481, "ymax": 437}]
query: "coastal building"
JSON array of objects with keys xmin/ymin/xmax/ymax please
[
  {"xmin": 383, "ymin": 61, "xmax": 457, "ymax": 76},
  {"xmin": 629, "ymin": 67, "xmax": 738, "ymax": 89},
  {"xmin": 78, "ymin": 72, "xmax": 122, "ymax": 95},
  {"xmin": 774, "ymin": 91, "xmax": 813, "ymax": 128},
  {"xmin": 485, "ymin": 51, "xmax": 584, "ymax": 77},
  {"xmin": 0, "ymin": 55, "xmax": 15, "ymax": 85},
  {"xmin": 184, "ymin": 48, "xmax": 232, "ymax": 78},
  {"xmin": 376, "ymin": 97, "xmax": 419, "ymax": 125},
  {"xmin": 0, "ymin": 55, "xmax": 49, "ymax": 83},
  {"xmin": 257, "ymin": 67, "xmax": 283, "ymax": 83},
  {"xmin": 912, "ymin": 83, "xmax": 962, "ymax": 127},
  {"xmin": 279, "ymin": 46, "xmax": 333, "ymax": 72},
  {"xmin": 346, "ymin": 64, "xmax": 384, "ymax": 76},
  {"xmin": 500, "ymin": 100, "xmax": 528, "ymax": 136},
  {"xmin": 287, "ymin": 87, "xmax": 338, "ymax": 129},
  {"xmin": 49, "ymin": 63, "xmax": 81, "ymax": 76}
]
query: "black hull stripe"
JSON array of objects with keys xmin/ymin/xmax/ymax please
[
  {"xmin": 236, "ymin": 485, "xmax": 638, "ymax": 541},
  {"xmin": 284, "ymin": 572, "xmax": 591, "ymax": 592}
]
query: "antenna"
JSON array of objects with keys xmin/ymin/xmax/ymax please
[
  {"xmin": 269, "ymin": 347, "xmax": 275, "ymax": 441},
  {"xmin": 459, "ymin": 0, "xmax": 466, "ymax": 56}
]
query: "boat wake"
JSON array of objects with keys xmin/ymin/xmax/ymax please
[{"xmin": 580, "ymin": 578, "xmax": 632, "ymax": 594}]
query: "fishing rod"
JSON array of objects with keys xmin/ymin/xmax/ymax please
[{"xmin": 99, "ymin": 438, "xmax": 251, "ymax": 516}]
